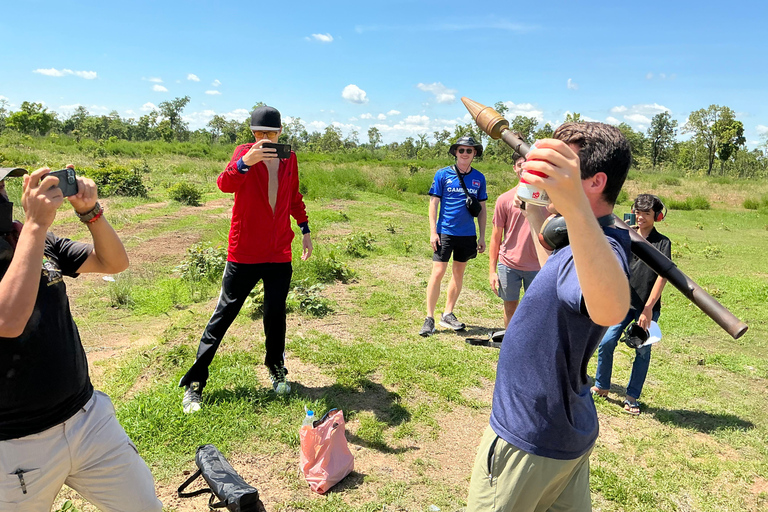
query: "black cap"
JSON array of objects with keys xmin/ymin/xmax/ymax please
[
  {"xmin": 0, "ymin": 168, "xmax": 28, "ymax": 181},
  {"xmin": 249, "ymin": 106, "xmax": 282, "ymax": 131},
  {"xmin": 449, "ymin": 136, "xmax": 483, "ymax": 158}
]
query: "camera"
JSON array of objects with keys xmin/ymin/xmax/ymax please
[{"xmin": 48, "ymin": 168, "xmax": 79, "ymax": 197}]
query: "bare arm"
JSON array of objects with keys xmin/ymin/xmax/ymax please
[
  {"xmin": 488, "ymin": 224, "xmax": 503, "ymax": 294},
  {"xmin": 637, "ymin": 276, "xmax": 667, "ymax": 329},
  {"xmin": 429, "ymin": 195, "xmax": 440, "ymax": 251},
  {"xmin": 477, "ymin": 201, "xmax": 487, "ymax": 253},
  {"xmin": 523, "ymin": 140, "xmax": 629, "ymax": 326},
  {"xmin": 0, "ymin": 169, "xmax": 63, "ymax": 337}
]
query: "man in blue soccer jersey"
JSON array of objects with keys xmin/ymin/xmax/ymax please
[{"xmin": 419, "ymin": 136, "xmax": 488, "ymax": 336}]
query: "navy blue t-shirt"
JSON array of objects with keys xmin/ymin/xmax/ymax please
[
  {"xmin": 489, "ymin": 226, "xmax": 631, "ymax": 460},
  {"xmin": 428, "ymin": 166, "xmax": 487, "ymax": 237}
]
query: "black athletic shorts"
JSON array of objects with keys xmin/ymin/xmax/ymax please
[{"xmin": 433, "ymin": 234, "xmax": 478, "ymax": 263}]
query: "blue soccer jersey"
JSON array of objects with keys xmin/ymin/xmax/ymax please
[{"xmin": 428, "ymin": 166, "xmax": 487, "ymax": 237}]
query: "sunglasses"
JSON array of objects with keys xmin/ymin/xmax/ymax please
[
  {"xmin": 457, "ymin": 148, "xmax": 474, "ymax": 154},
  {"xmin": 253, "ymin": 130, "xmax": 279, "ymax": 138}
]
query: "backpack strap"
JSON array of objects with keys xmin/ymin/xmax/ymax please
[
  {"xmin": 177, "ymin": 469, "xmax": 213, "ymax": 499},
  {"xmin": 452, "ymin": 165, "xmax": 473, "ymax": 198}
]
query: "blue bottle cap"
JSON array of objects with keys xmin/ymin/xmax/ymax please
[{"xmin": 307, "ymin": 410, "xmax": 314, "ymax": 416}]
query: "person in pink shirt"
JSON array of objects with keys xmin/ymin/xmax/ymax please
[{"xmin": 488, "ymin": 155, "xmax": 541, "ymax": 328}]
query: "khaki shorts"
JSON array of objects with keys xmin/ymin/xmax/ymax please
[
  {"xmin": 0, "ymin": 391, "xmax": 162, "ymax": 512},
  {"xmin": 467, "ymin": 425, "xmax": 593, "ymax": 512}
]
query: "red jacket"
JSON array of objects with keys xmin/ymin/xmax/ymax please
[{"xmin": 218, "ymin": 144, "xmax": 308, "ymax": 264}]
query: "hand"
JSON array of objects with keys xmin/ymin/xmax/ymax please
[
  {"xmin": 301, "ymin": 233, "xmax": 313, "ymax": 261},
  {"xmin": 242, "ymin": 139, "xmax": 278, "ymax": 166},
  {"xmin": 637, "ymin": 307, "xmax": 653, "ymax": 330},
  {"xmin": 430, "ymin": 233, "xmax": 440, "ymax": 252},
  {"xmin": 521, "ymin": 139, "xmax": 588, "ymax": 219},
  {"xmin": 477, "ymin": 239, "xmax": 486, "ymax": 254},
  {"xmin": 66, "ymin": 165, "xmax": 98, "ymax": 214},
  {"xmin": 22, "ymin": 167, "xmax": 64, "ymax": 230},
  {"xmin": 513, "ymin": 192, "xmax": 528, "ymax": 217},
  {"xmin": 489, "ymin": 272, "xmax": 499, "ymax": 295}
]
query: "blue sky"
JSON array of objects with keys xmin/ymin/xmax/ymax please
[{"xmin": 1, "ymin": 0, "xmax": 767, "ymax": 146}]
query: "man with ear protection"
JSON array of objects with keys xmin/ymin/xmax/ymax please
[{"xmin": 591, "ymin": 193, "xmax": 671, "ymax": 415}]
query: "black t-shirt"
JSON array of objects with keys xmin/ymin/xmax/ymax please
[
  {"xmin": 629, "ymin": 227, "xmax": 672, "ymax": 313},
  {"xmin": 0, "ymin": 232, "xmax": 93, "ymax": 440}
]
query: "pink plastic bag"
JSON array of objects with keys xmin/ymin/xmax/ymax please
[{"xmin": 299, "ymin": 409, "xmax": 354, "ymax": 494}]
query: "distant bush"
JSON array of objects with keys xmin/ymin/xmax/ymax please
[
  {"xmin": 660, "ymin": 176, "xmax": 681, "ymax": 186},
  {"xmin": 744, "ymin": 198, "xmax": 760, "ymax": 210},
  {"xmin": 177, "ymin": 243, "xmax": 227, "ymax": 282},
  {"xmin": 665, "ymin": 195, "xmax": 710, "ymax": 211},
  {"xmin": 300, "ymin": 251, "xmax": 355, "ymax": 283},
  {"xmin": 710, "ymin": 176, "xmax": 733, "ymax": 185},
  {"xmin": 81, "ymin": 163, "xmax": 148, "ymax": 197},
  {"xmin": 168, "ymin": 182, "xmax": 202, "ymax": 206},
  {"xmin": 616, "ymin": 190, "xmax": 629, "ymax": 205}
]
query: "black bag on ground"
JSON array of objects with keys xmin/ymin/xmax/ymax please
[
  {"xmin": 453, "ymin": 165, "xmax": 482, "ymax": 217},
  {"xmin": 178, "ymin": 444, "xmax": 266, "ymax": 512}
]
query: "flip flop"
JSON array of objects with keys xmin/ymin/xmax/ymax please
[{"xmin": 623, "ymin": 399, "xmax": 641, "ymax": 415}]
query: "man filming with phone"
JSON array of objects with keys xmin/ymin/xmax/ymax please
[
  {"xmin": 0, "ymin": 166, "xmax": 162, "ymax": 511},
  {"xmin": 179, "ymin": 105, "xmax": 313, "ymax": 412}
]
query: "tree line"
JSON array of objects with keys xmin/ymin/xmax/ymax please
[{"xmin": 1, "ymin": 97, "xmax": 765, "ymax": 177}]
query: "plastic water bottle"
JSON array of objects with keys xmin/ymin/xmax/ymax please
[{"xmin": 302, "ymin": 410, "xmax": 315, "ymax": 428}]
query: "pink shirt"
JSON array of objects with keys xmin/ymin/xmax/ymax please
[{"xmin": 493, "ymin": 187, "xmax": 541, "ymax": 272}]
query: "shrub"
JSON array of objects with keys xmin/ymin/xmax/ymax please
[
  {"xmin": 616, "ymin": 190, "xmax": 629, "ymax": 205},
  {"xmin": 743, "ymin": 198, "xmax": 760, "ymax": 210},
  {"xmin": 665, "ymin": 195, "xmax": 710, "ymax": 211},
  {"xmin": 345, "ymin": 232, "xmax": 376, "ymax": 257},
  {"xmin": 107, "ymin": 274, "xmax": 134, "ymax": 308},
  {"xmin": 660, "ymin": 176, "xmax": 681, "ymax": 186},
  {"xmin": 168, "ymin": 182, "xmax": 202, "ymax": 206},
  {"xmin": 301, "ymin": 251, "xmax": 355, "ymax": 284},
  {"xmin": 290, "ymin": 280, "xmax": 333, "ymax": 317},
  {"xmin": 177, "ymin": 243, "xmax": 227, "ymax": 282},
  {"xmin": 81, "ymin": 163, "xmax": 148, "ymax": 197}
]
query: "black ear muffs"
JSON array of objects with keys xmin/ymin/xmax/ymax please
[
  {"xmin": 538, "ymin": 214, "xmax": 616, "ymax": 251},
  {"xmin": 622, "ymin": 322, "xmax": 649, "ymax": 349}
]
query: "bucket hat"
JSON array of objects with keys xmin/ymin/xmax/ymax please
[{"xmin": 449, "ymin": 136, "xmax": 483, "ymax": 158}]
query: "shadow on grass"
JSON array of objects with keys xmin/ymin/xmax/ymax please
[
  {"xmin": 325, "ymin": 470, "xmax": 368, "ymax": 494},
  {"xmin": 206, "ymin": 379, "xmax": 417, "ymax": 454},
  {"xmin": 650, "ymin": 408, "xmax": 755, "ymax": 433}
]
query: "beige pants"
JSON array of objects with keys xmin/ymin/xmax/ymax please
[
  {"xmin": 0, "ymin": 391, "xmax": 162, "ymax": 512},
  {"xmin": 467, "ymin": 425, "xmax": 593, "ymax": 512}
]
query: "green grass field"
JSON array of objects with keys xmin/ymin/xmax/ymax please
[{"xmin": 3, "ymin": 135, "xmax": 768, "ymax": 511}]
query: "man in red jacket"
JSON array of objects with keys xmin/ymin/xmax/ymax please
[{"xmin": 179, "ymin": 106, "xmax": 313, "ymax": 413}]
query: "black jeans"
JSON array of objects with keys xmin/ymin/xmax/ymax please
[{"xmin": 179, "ymin": 261, "xmax": 292, "ymax": 389}]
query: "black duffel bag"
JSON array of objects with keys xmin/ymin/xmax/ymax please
[{"xmin": 178, "ymin": 444, "xmax": 266, "ymax": 512}]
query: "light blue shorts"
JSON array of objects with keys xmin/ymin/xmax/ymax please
[{"xmin": 497, "ymin": 263, "xmax": 538, "ymax": 302}]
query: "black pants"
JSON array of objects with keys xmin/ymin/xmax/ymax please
[{"xmin": 179, "ymin": 261, "xmax": 293, "ymax": 389}]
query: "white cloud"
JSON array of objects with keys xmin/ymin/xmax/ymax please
[
  {"xmin": 205, "ymin": 90, "xmax": 221, "ymax": 95},
  {"xmin": 140, "ymin": 102, "xmax": 157, "ymax": 112},
  {"xmin": 360, "ymin": 113, "xmax": 373, "ymax": 119},
  {"xmin": 755, "ymin": 124, "xmax": 768, "ymax": 134},
  {"xmin": 307, "ymin": 33, "xmax": 333, "ymax": 43},
  {"xmin": 498, "ymin": 101, "xmax": 544, "ymax": 121},
  {"xmin": 33, "ymin": 68, "xmax": 97, "ymax": 79},
  {"xmin": 153, "ymin": 84, "xmax": 168, "ymax": 92},
  {"xmin": 387, "ymin": 110, "xmax": 401, "ymax": 116},
  {"xmin": 416, "ymin": 82, "xmax": 456, "ymax": 104},
  {"xmin": 0, "ymin": 95, "xmax": 9, "ymax": 102},
  {"xmin": 610, "ymin": 105, "xmax": 628, "ymax": 114},
  {"xmin": 377, "ymin": 113, "xmax": 387, "ymax": 120},
  {"xmin": 306, "ymin": 120, "xmax": 328, "ymax": 132},
  {"xmin": 212, "ymin": 79, "xmax": 221, "ymax": 87},
  {"xmin": 148, "ymin": 77, "xmax": 163, "ymax": 83},
  {"xmin": 187, "ymin": 74, "xmax": 200, "ymax": 82},
  {"xmin": 606, "ymin": 116, "xmax": 620, "ymax": 125},
  {"xmin": 625, "ymin": 114, "xmax": 652, "ymax": 125},
  {"xmin": 646, "ymin": 72, "xmax": 654, "ymax": 80},
  {"xmin": 125, "ymin": 109, "xmax": 136, "ymax": 116},
  {"xmin": 567, "ymin": 78, "xmax": 578, "ymax": 90},
  {"xmin": 341, "ymin": 84, "xmax": 369, "ymax": 104},
  {"xmin": 331, "ymin": 121, "xmax": 361, "ymax": 134},
  {"xmin": 349, "ymin": 117, "xmax": 358, "ymax": 121}
]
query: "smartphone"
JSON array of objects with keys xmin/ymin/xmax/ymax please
[
  {"xmin": 623, "ymin": 213, "xmax": 637, "ymax": 225},
  {"xmin": 48, "ymin": 168, "xmax": 79, "ymax": 197},
  {"xmin": 262, "ymin": 142, "xmax": 292, "ymax": 159}
]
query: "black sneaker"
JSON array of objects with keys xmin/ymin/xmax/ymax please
[
  {"xmin": 269, "ymin": 364, "xmax": 291, "ymax": 395},
  {"xmin": 419, "ymin": 317, "xmax": 436, "ymax": 337},
  {"xmin": 439, "ymin": 312, "xmax": 465, "ymax": 331},
  {"xmin": 182, "ymin": 382, "xmax": 203, "ymax": 414}
]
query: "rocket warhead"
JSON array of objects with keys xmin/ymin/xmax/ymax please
[{"xmin": 461, "ymin": 97, "xmax": 509, "ymax": 140}]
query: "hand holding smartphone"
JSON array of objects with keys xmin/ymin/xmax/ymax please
[
  {"xmin": 261, "ymin": 143, "xmax": 292, "ymax": 159},
  {"xmin": 48, "ymin": 168, "xmax": 79, "ymax": 197}
]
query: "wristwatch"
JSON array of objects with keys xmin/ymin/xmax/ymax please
[{"xmin": 77, "ymin": 202, "xmax": 103, "ymax": 223}]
